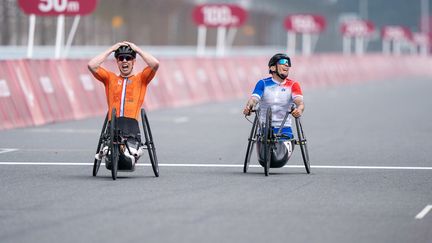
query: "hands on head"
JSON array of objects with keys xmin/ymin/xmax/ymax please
[
  {"xmin": 111, "ymin": 41, "xmax": 137, "ymax": 52},
  {"xmin": 122, "ymin": 41, "xmax": 138, "ymax": 51}
]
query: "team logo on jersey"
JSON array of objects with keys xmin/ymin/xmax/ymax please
[
  {"xmin": 117, "ymin": 79, "xmax": 122, "ymax": 85},
  {"xmin": 281, "ymin": 88, "xmax": 286, "ymax": 91}
]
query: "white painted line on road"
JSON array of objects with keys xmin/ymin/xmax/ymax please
[
  {"xmin": 416, "ymin": 205, "xmax": 432, "ymax": 219},
  {"xmin": 310, "ymin": 165, "xmax": 432, "ymax": 170},
  {"xmin": 0, "ymin": 148, "xmax": 18, "ymax": 154},
  {"xmin": 0, "ymin": 162, "xmax": 94, "ymax": 165},
  {"xmin": 15, "ymin": 148, "xmax": 93, "ymax": 152},
  {"xmin": 28, "ymin": 128, "xmax": 98, "ymax": 134},
  {"xmin": 0, "ymin": 162, "xmax": 432, "ymax": 170}
]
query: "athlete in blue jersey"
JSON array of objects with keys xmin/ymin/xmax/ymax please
[{"xmin": 243, "ymin": 53, "xmax": 305, "ymax": 140}]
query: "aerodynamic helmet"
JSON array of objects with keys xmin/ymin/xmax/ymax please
[
  {"xmin": 114, "ymin": 45, "xmax": 136, "ymax": 59},
  {"xmin": 268, "ymin": 53, "xmax": 291, "ymax": 68}
]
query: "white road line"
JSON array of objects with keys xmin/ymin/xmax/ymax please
[
  {"xmin": 0, "ymin": 162, "xmax": 432, "ymax": 170},
  {"xmin": 310, "ymin": 165, "xmax": 432, "ymax": 170},
  {"xmin": 0, "ymin": 148, "xmax": 18, "ymax": 154},
  {"xmin": 13, "ymin": 149, "xmax": 93, "ymax": 152},
  {"xmin": 416, "ymin": 205, "xmax": 432, "ymax": 219},
  {"xmin": 28, "ymin": 128, "xmax": 98, "ymax": 134}
]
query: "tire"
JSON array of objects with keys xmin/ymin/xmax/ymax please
[
  {"xmin": 141, "ymin": 108, "xmax": 159, "ymax": 177},
  {"xmin": 110, "ymin": 108, "xmax": 119, "ymax": 180},
  {"xmin": 244, "ymin": 115, "xmax": 258, "ymax": 173},
  {"xmin": 263, "ymin": 107, "xmax": 272, "ymax": 176},
  {"xmin": 93, "ymin": 113, "xmax": 108, "ymax": 176},
  {"xmin": 295, "ymin": 117, "xmax": 310, "ymax": 174}
]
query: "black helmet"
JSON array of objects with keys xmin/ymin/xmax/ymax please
[
  {"xmin": 268, "ymin": 53, "xmax": 291, "ymax": 68},
  {"xmin": 114, "ymin": 45, "xmax": 136, "ymax": 59}
]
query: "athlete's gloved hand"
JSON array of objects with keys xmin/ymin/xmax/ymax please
[
  {"xmin": 123, "ymin": 41, "xmax": 138, "ymax": 51},
  {"xmin": 111, "ymin": 41, "xmax": 128, "ymax": 52},
  {"xmin": 243, "ymin": 106, "xmax": 252, "ymax": 116},
  {"xmin": 291, "ymin": 108, "xmax": 302, "ymax": 118}
]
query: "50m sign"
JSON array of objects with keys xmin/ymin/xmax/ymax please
[{"xmin": 18, "ymin": 0, "xmax": 98, "ymax": 16}]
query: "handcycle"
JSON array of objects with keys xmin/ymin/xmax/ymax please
[
  {"xmin": 243, "ymin": 105, "xmax": 310, "ymax": 176},
  {"xmin": 92, "ymin": 107, "xmax": 159, "ymax": 180}
]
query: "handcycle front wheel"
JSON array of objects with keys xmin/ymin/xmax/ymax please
[
  {"xmin": 295, "ymin": 117, "xmax": 310, "ymax": 174},
  {"xmin": 110, "ymin": 108, "xmax": 119, "ymax": 180},
  {"xmin": 263, "ymin": 107, "xmax": 272, "ymax": 176},
  {"xmin": 93, "ymin": 112, "xmax": 108, "ymax": 177},
  {"xmin": 244, "ymin": 114, "xmax": 258, "ymax": 173},
  {"xmin": 141, "ymin": 108, "xmax": 159, "ymax": 177}
]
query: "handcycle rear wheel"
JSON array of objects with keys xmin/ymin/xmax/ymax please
[
  {"xmin": 110, "ymin": 108, "xmax": 119, "ymax": 180},
  {"xmin": 243, "ymin": 114, "xmax": 258, "ymax": 173},
  {"xmin": 141, "ymin": 108, "xmax": 159, "ymax": 177},
  {"xmin": 263, "ymin": 107, "xmax": 272, "ymax": 176},
  {"xmin": 295, "ymin": 117, "xmax": 310, "ymax": 174},
  {"xmin": 93, "ymin": 112, "xmax": 108, "ymax": 177}
]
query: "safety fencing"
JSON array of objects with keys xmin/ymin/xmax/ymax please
[{"xmin": 0, "ymin": 54, "xmax": 431, "ymax": 130}]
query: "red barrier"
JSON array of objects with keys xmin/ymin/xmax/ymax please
[
  {"xmin": 24, "ymin": 60, "xmax": 73, "ymax": 122},
  {"xmin": 4, "ymin": 61, "xmax": 46, "ymax": 126},
  {"xmin": 1, "ymin": 55, "xmax": 431, "ymax": 130},
  {"xmin": 156, "ymin": 58, "xmax": 194, "ymax": 108},
  {"xmin": 0, "ymin": 61, "xmax": 33, "ymax": 129},
  {"xmin": 49, "ymin": 60, "xmax": 87, "ymax": 119},
  {"xmin": 58, "ymin": 59, "xmax": 106, "ymax": 116},
  {"xmin": 198, "ymin": 58, "xmax": 229, "ymax": 101},
  {"xmin": 176, "ymin": 57, "xmax": 212, "ymax": 104},
  {"xmin": 213, "ymin": 58, "xmax": 243, "ymax": 99}
]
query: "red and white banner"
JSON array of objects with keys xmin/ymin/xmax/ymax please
[
  {"xmin": 284, "ymin": 14, "xmax": 326, "ymax": 33},
  {"xmin": 412, "ymin": 33, "xmax": 430, "ymax": 45},
  {"xmin": 18, "ymin": 0, "xmax": 98, "ymax": 16},
  {"xmin": 341, "ymin": 20, "xmax": 375, "ymax": 37},
  {"xmin": 192, "ymin": 4, "xmax": 247, "ymax": 28},
  {"xmin": 381, "ymin": 26, "xmax": 412, "ymax": 41}
]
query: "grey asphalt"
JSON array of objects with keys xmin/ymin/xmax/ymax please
[{"xmin": 0, "ymin": 77, "xmax": 431, "ymax": 243}]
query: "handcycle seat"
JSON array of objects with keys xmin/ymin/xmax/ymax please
[
  {"xmin": 112, "ymin": 117, "xmax": 142, "ymax": 172},
  {"xmin": 93, "ymin": 107, "xmax": 160, "ymax": 180},
  {"xmin": 116, "ymin": 117, "xmax": 140, "ymax": 139},
  {"xmin": 257, "ymin": 138, "xmax": 295, "ymax": 168}
]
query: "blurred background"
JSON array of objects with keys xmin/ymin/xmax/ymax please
[{"xmin": 0, "ymin": 0, "xmax": 430, "ymax": 58}]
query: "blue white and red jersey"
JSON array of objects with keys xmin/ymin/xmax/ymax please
[{"xmin": 251, "ymin": 77, "xmax": 303, "ymax": 128}]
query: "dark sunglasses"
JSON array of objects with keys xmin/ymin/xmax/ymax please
[
  {"xmin": 117, "ymin": 55, "xmax": 133, "ymax": 61},
  {"xmin": 278, "ymin": 58, "xmax": 291, "ymax": 66}
]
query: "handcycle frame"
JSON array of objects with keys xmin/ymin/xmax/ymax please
[
  {"xmin": 243, "ymin": 106, "xmax": 310, "ymax": 176},
  {"xmin": 93, "ymin": 108, "xmax": 159, "ymax": 180}
]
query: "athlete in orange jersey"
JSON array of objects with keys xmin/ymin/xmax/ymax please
[
  {"xmin": 88, "ymin": 41, "xmax": 159, "ymax": 120},
  {"xmin": 88, "ymin": 41, "xmax": 159, "ymax": 166}
]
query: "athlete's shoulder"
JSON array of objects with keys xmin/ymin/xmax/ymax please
[
  {"xmin": 283, "ymin": 78, "xmax": 299, "ymax": 87},
  {"xmin": 258, "ymin": 77, "xmax": 275, "ymax": 86},
  {"xmin": 92, "ymin": 66, "xmax": 117, "ymax": 82},
  {"xmin": 261, "ymin": 77, "xmax": 273, "ymax": 82},
  {"xmin": 98, "ymin": 66, "xmax": 117, "ymax": 76}
]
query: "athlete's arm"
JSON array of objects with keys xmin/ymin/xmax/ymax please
[
  {"xmin": 292, "ymin": 96, "xmax": 304, "ymax": 118},
  {"xmin": 243, "ymin": 96, "xmax": 259, "ymax": 116},
  {"xmin": 124, "ymin": 41, "xmax": 159, "ymax": 71},
  {"xmin": 87, "ymin": 42, "xmax": 125, "ymax": 74},
  {"xmin": 243, "ymin": 80, "xmax": 264, "ymax": 116}
]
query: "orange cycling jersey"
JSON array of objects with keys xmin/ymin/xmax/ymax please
[{"xmin": 92, "ymin": 66, "xmax": 156, "ymax": 120}]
